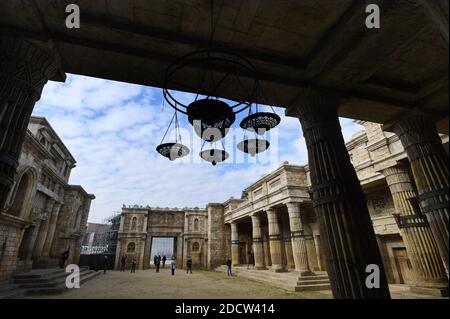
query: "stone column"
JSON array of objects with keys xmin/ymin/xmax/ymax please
[
  {"xmin": 266, "ymin": 208, "xmax": 285, "ymax": 272},
  {"xmin": 314, "ymin": 235, "xmax": 326, "ymax": 271},
  {"xmin": 283, "ymin": 233, "xmax": 295, "ymax": 269},
  {"xmin": 230, "ymin": 222, "xmax": 239, "ymax": 266},
  {"xmin": 263, "ymin": 231, "xmax": 272, "ymax": 267},
  {"xmin": 0, "ymin": 36, "xmax": 62, "ymax": 210},
  {"xmin": 305, "ymin": 234, "xmax": 319, "ymax": 271},
  {"xmin": 287, "ymin": 94, "xmax": 390, "ymax": 298},
  {"xmin": 42, "ymin": 203, "xmax": 62, "ymax": 257},
  {"xmin": 250, "ymin": 214, "xmax": 266, "ymax": 270},
  {"xmin": 138, "ymin": 238, "xmax": 146, "ymax": 270},
  {"xmin": 286, "ymin": 202, "xmax": 313, "ymax": 275},
  {"xmin": 383, "ymin": 164, "xmax": 448, "ymax": 290},
  {"xmin": 390, "ymin": 114, "xmax": 449, "ymax": 272},
  {"xmin": 26, "ymin": 218, "xmax": 41, "ymax": 261},
  {"xmin": 33, "ymin": 199, "xmax": 55, "ymax": 258}
]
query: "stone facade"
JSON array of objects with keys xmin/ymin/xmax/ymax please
[
  {"xmin": 115, "ymin": 206, "xmax": 207, "ymax": 270},
  {"xmin": 218, "ymin": 121, "xmax": 448, "ymax": 295},
  {"xmin": 118, "ymin": 121, "xmax": 448, "ymax": 295},
  {"xmin": 0, "ymin": 117, "xmax": 94, "ymax": 282}
]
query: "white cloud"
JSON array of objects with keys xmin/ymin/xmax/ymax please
[{"xmin": 34, "ymin": 74, "xmax": 365, "ymax": 223}]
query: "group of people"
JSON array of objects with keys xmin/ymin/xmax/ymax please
[
  {"xmin": 154, "ymin": 255, "xmax": 178, "ymax": 275},
  {"xmin": 119, "ymin": 255, "xmax": 137, "ymax": 273}
]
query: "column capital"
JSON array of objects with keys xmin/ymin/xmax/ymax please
[
  {"xmin": 250, "ymin": 213, "xmax": 261, "ymax": 224},
  {"xmin": 286, "ymin": 202, "xmax": 301, "ymax": 213},
  {"xmin": 45, "ymin": 198, "xmax": 56, "ymax": 214},
  {"xmin": 285, "ymin": 92, "xmax": 341, "ymax": 130},
  {"xmin": 385, "ymin": 114, "xmax": 444, "ymax": 161},
  {"xmin": 0, "ymin": 36, "xmax": 65, "ymax": 97}
]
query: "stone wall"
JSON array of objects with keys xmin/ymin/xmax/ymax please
[
  {"xmin": 0, "ymin": 117, "xmax": 94, "ymax": 281},
  {"xmin": 207, "ymin": 204, "xmax": 226, "ymax": 268}
]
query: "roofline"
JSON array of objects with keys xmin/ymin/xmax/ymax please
[{"xmin": 30, "ymin": 116, "xmax": 77, "ymax": 163}]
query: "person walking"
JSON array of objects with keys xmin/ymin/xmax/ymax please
[
  {"xmin": 120, "ymin": 256, "xmax": 126, "ymax": 272},
  {"xmin": 59, "ymin": 248, "xmax": 70, "ymax": 269},
  {"xmin": 171, "ymin": 257, "xmax": 176, "ymax": 276},
  {"xmin": 156, "ymin": 256, "xmax": 161, "ymax": 273},
  {"xmin": 130, "ymin": 258, "xmax": 137, "ymax": 273},
  {"xmin": 226, "ymin": 258, "xmax": 232, "ymax": 276},
  {"xmin": 154, "ymin": 255, "xmax": 158, "ymax": 272},
  {"xmin": 186, "ymin": 258, "xmax": 193, "ymax": 274},
  {"xmin": 103, "ymin": 255, "xmax": 109, "ymax": 274},
  {"xmin": 162, "ymin": 255, "xmax": 166, "ymax": 268}
]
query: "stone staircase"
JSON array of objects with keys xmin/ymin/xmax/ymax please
[
  {"xmin": 215, "ymin": 265, "xmax": 331, "ymax": 292},
  {"xmin": 0, "ymin": 266, "xmax": 100, "ymax": 298},
  {"xmin": 0, "ymin": 281, "xmax": 25, "ymax": 299}
]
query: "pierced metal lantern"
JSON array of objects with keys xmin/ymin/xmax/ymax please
[
  {"xmin": 156, "ymin": 143, "xmax": 190, "ymax": 161},
  {"xmin": 240, "ymin": 112, "xmax": 281, "ymax": 135},
  {"xmin": 156, "ymin": 110, "xmax": 190, "ymax": 161},
  {"xmin": 237, "ymin": 138, "xmax": 270, "ymax": 157},
  {"xmin": 187, "ymin": 99, "xmax": 235, "ymax": 142},
  {"xmin": 200, "ymin": 149, "xmax": 229, "ymax": 166}
]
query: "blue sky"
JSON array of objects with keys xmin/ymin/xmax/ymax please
[{"xmin": 33, "ymin": 74, "xmax": 364, "ymax": 223}]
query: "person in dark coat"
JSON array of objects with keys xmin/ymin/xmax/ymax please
[
  {"xmin": 170, "ymin": 257, "xmax": 176, "ymax": 276},
  {"xmin": 153, "ymin": 255, "xmax": 158, "ymax": 272},
  {"xmin": 226, "ymin": 259, "xmax": 232, "ymax": 276},
  {"xmin": 103, "ymin": 255, "xmax": 109, "ymax": 274},
  {"xmin": 120, "ymin": 256, "xmax": 126, "ymax": 272},
  {"xmin": 162, "ymin": 255, "xmax": 167, "ymax": 268},
  {"xmin": 59, "ymin": 249, "xmax": 70, "ymax": 268},
  {"xmin": 156, "ymin": 255, "xmax": 161, "ymax": 273},
  {"xmin": 130, "ymin": 258, "xmax": 137, "ymax": 273},
  {"xmin": 186, "ymin": 258, "xmax": 193, "ymax": 274}
]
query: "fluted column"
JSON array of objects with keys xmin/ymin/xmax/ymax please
[
  {"xmin": 266, "ymin": 208, "xmax": 285, "ymax": 272},
  {"xmin": 314, "ymin": 235, "xmax": 326, "ymax": 271},
  {"xmin": 33, "ymin": 199, "xmax": 55, "ymax": 258},
  {"xmin": 42, "ymin": 202, "xmax": 62, "ymax": 257},
  {"xmin": 283, "ymin": 233, "xmax": 295, "ymax": 269},
  {"xmin": 286, "ymin": 202, "xmax": 313, "ymax": 275},
  {"xmin": 390, "ymin": 114, "xmax": 449, "ymax": 272},
  {"xmin": 383, "ymin": 164, "xmax": 448, "ymax": 289},
  {"xmin": 287, "ymin": 94, "xmax": 390, "ymax": 299},
  {"xmin": 251, "ymin": 214, "xmax": 266, "ymax": 269},
  {"xmin": 263, "ymin": 231, "xmax": 271, "ymax": 267},
  {"xmin": 230, "ymin": 222, "xmax": 239, "ymax": 266},
  {"xmin": 0, "ymin": 36, "xmax": 62, "ymax": 210}
]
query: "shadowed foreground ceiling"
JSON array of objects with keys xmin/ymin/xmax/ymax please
[{"xmin": 0, "ymin": 0, "xmax": 448, "ymax": 132}]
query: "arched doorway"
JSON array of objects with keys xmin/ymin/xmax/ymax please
[{"xmin": 8, "ymin": 172, "xmax": 32, "ymax": 217}]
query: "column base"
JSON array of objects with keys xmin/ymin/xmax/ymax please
[
  {"xmin": 271, "ymin": 266, "xmax": 287, "ymax": 273},
  {"xmin": 254, "ymin": 266, "xmax": 267, "ymax": 270},
  {"xmin": 410, "ymin": 285, "xmax": 449, "ymax": 298},
  {"xmin": 299, "ymin": 270, "xmax": 315, "ymax": 276}
]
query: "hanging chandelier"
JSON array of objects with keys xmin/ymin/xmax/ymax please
[{"xmin": 156, "ymin": 1, "xmax": 280, "ymax": 165}]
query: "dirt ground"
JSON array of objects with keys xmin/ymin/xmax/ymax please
[{"xmin": 30, "ymin": 268, "xmax": 333, "ymax": 299}]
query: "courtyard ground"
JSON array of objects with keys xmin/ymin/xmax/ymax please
[{"xmin": 30, "ymin": 268, "xmax": 333, "ymax": 299}]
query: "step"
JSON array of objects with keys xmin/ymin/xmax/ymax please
[
  {"xmin": 297, "ymin": 279, "xmax": 330, "ymax": 285},
  {"xmin": 80, "ymin": 271, "xmax": 100, "ymax": 284},
  {"xmin": 14, "ymin": 268, "xmax": 93, "ymax": 284},
  {"xmin": 25, "ymin": 285, "xmax": 66, "ymax": 296},
  {"xmin": 295, "ymin": 283, "xmax": 332, "ymax": 292},
  {"xmin": 0, "ymin": 289, "xmax": 25, "ymax": 299},
  {"xmin": 298, "ymin": 274, "xmax": 329, "ymax": 281}
]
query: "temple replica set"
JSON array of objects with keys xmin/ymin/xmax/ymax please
[
  {"xmin": 116, "ymin": 122, "xmax": 449, "ymax": 296},
  {"xmin": 0, "ymin": 0, "xmax": 448, "ymax": 299}
]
